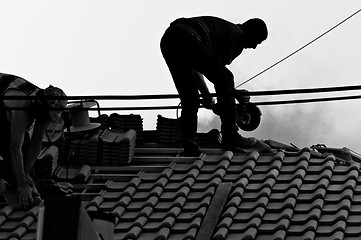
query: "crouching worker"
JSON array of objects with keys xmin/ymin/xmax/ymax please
[
  {"xmin": 160, "ymin": 16, "xmax": 268, "ymax": 156},
  {"xmin": 0, "ymin": 73, "xmax": 67, "ymax": 208}
]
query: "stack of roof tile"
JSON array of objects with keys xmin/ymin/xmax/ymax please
[
  {"xmin": 156, "ymin": 115, "xmax": 182, "ymax": 144},
  {"xmin": 34, "ymin": 146, "xmax": 59, "ymax": 180},
  {"xmin": 155, "ymin": 115, "xmax": 221, "ymax": 146},
  {"xmin": 109, "ymin": 113, "xmax": 143, "ymax": 142},
  {"xmin": 58, "ymin": 129, "xmax": 136, "ymax": 166},
  {"xmin": 58, "ymin": 130, "xmax": 102, "ymax": 166},
  {"xmin": 90, "ymin": 114, "xmax": 110, "ymax": 131},
  {"xmin": 0, "ymin": 146, "xmax": 58, "ymax": 184},
  {"xmin": 197, "ymin": 129, "xmax": 221, "ymax": 146},
  {"xmin": 98, "ymin": 129, "xmax": 136, "ymax": 165}
]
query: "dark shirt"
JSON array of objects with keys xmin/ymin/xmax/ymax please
[
  {"xmin": 0, "ymin": 73, "xmax": 40, "ymax": 125},
  {"xmin": 172, "ymin": 16, "xmax": 246, "ymax": 65}
]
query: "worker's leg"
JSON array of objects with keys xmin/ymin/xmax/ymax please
[
  {"xmin": 178, "ymin": 32, "xmax": 256, "ymax": 149},
  {"xmin": 161, "ymin": 27, "xmax": 201, "ymax": 156}
]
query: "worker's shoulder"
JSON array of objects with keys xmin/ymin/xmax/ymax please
[{"xmin": 4, "ymin": 90, "xmax": 31, "ymax": 107}]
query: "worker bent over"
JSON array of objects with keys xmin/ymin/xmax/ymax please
[{"xmin": 160, "ymin": 16, "xmax": 268, "ymax": 156}]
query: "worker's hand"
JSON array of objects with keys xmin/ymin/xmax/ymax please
[
  {"xmin": 18, "ymin": 180, "xmax": 41, "ymax": 209},
  {"xmin": 18, "ymin": 184, "xmax": 34, "ymax": 209},
  {"xmin": 201, "ymin": 96, "xmax": 215, "ymax": 110},
  {"xmin": 235, "ymin": 89, "xmax": 250, "ymax": 105}
]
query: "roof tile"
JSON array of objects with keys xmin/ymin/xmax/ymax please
[
  {"xmin": 344, "ymin": 225, "xmax": 361, "ymax": 237},
  {"xmin": 316, "ymin": 220, "xmax": 347, "ymax": 236},
  {"xmin": 327, "ymin": 179, "xmax": 357, "ymax": 193},
  {"xmin": 177, "ymin": 206, "xmax": 206, "ymax": 221},
  {"xmin": 213, "ymin": 227, "xmax": 229, "ymax": 239},
  {"xmin": 197, "ymin": 169, "xmax": 227, "ymax": 182},
  {"xmin": 183, "ymin": 196, "xmax": 211, "ymax": 211},
  {"xmin": 319, "ymin": 209, "xmax": 348, "ymax": 224},
  {"xmin": 4, "ymin": 116, "xmax": 361, "ymax": 240},
  {"xmin": 297, "ymin": 188, "xmax": 327, "ymax": 202},
  {"xmin": 238, "ymin": 196, "xmax": 269, "ymax": 211},
  {"xmin": 231, "ymin": 177, "xmax": 248, "ymax": 189},
  {"xmin": 233, "ymin": 207, "xmax": 265, "ymax": 221},
  {"xmin": 170, "ymin": 169, "xmax": 199, "ymax": 181},
  {"xmin": 277, "ymin": 168, "xmax": 306, "ymax": 183},
  {"xmin": 270, "ymin": 187, "xmax": 298, "ymax": 200},
  {"xmin": 287, "ymin": 219, "xmax": 318, "ymax": 234},
  {"xmin": 301, "ymin": 178, "xmax": 329, "ymax": 192},
  {"xmin": 242, "ymin": 188, "xmax": 272, "ymax": 201},
  {"xmin": 262, "ymin": 208, "xmax": 293, "ymax": 222},
  {"xmin": 267, "ymin": 197, "xmax": 296, "ymax": 212},
  {"xmin": 111, "ymin": 205, "xmax": 125, "ymax": 219},
  {"xmin": 257, "ymin": 218, "xmax": 290, "ymax": 233},
  {"xmin": 284, "ymin": 231, "xmax": 315, "ymax": 240},
  {"xmin": 200, "ymin": 159, "xmax": 230, "ymax": 172},
  {"xmin": 124, "ymin": 225, "xmax": 142, "ymax": 239},
  {"xmin": 325, "ymin": 188, "xmax": 353, "ymax": 203},
  {"xmin": 294, "ymin": 198, "xmax": 324, "ymax": 212},
  {"xmin": 229, "ymin": 217, "xmax": 261, "ymax": 231},
  {"xmin": 221, "ymin": 206, "xmax": 238, "ymax": 219},
  {"xmin": 291, "ymin": 208, "xmax": 322, "ymax": 224},
  {"xmin": 172, "ymin": 217, "xmax": 202, "ymax": 231},
  {"xmin": 7, "ymin": 226, "xmax": 27, "ymax": 239},
  {"xmin": 225, "ymin": 196, "xmax": 242, "ymax": 209},
  {"xmin": 322, "ymin": 199, "xmax": 351, "ymax": 213},
  {"xmin": 224, "ymin": 227, "xmax": 257, "ymax": 240},
  {"xmin": 255, "ymin": 230, "xmax": 286, "ymax": 240}
]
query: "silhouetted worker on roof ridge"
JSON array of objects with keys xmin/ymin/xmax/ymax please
[
  {"xmin": 0, "ymin": 73, "xmax": 67, "ymax": 209},
  {"xmin": 160, "ymin": 16, "xmax": 268, "ymax": 156}
]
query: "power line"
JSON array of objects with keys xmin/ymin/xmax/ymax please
[
  {"xmin": 255, "ymin": 94, "xmax": 361, "ymax": 106},
  {"xmin": 2, "ymin": 84, "xmax": 361, "ymax": 100},
  {"xmin": 4, "ymin": 93, "xmax": 361, "ymax": 111},
  {"xmin": 236, "ymin": 7, "xmax": 361, "ymax": 88},
  {"xmin": 250, "ymin": 84, "xmax": 361, "ymax": 96}
]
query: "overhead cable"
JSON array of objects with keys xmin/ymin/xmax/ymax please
[
  {"xmin": 236, "ymin": 7, "xmax": 361, "ymax": 88},
  {"xmin": 4, "ymin": 93, "xmax": 361, "ymax": 111},
  {"xmin": 2, "ymin": 84, "xmax": 361, "ymax": 100}
]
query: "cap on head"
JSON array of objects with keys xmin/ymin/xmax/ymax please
[{"xmin": 241, "ymin": 18, "xmax": 268, "ymax": 44}]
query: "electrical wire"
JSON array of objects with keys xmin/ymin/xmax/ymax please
[
  {"xmin": 2, "ymin": 84, "xmax": 361, "ymax": 100},
  {"xmin": 4, "ymin": 93, "xmax": 361, "ymax": 111},
  {"xmin": 236, "ymin": 7, "xmax": 361, "ymax": 88}
]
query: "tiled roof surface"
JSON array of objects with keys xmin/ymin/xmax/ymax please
[{"xmin": 1, "ymin": 114, "xmax": 361, "ymax": 240}]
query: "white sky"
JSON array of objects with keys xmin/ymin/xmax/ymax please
[{"xmin": 1, "ymin": 1, "xmax": 361, "ymax": 152}]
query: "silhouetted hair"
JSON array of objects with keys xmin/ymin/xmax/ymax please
[
  {"xmin": 241, "ymin": 18, "xmax": 268, "ymax": 43},
  {"xmin": 43, "ymin": 85, "xmax": 67, "ymax": 108},
  {"xmin": 44, "ymin": 85, "xmax": 66, "ymax": 98}
]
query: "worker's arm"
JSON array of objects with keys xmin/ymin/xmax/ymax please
[
  {"xmin": 4, "ymin": 91, "xmax": 39, "ymax": 208},
  {"xmin": 24, "ymin": 120, "xmax": 49, "ymax": 175},
  {"xmin": 195, "ymin": 73, "xmax": 214, "ymax": 109},
  {"xmin": 235, "ymin": 89, "xmax": 250, "ymax": 104}
]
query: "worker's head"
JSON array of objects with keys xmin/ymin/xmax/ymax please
[
  {"xmin": 239, "ymin": 18, "xmax": 268, "ymax": 49},
  {"xmin": 43, "ymin": 85, "xmax": 67, "ymax": 123}
]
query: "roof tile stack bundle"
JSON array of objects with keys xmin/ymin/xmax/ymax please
[
  {"xmin": 34, "ymin": 146, "xmax": 59, "ymax": 179},
  {"xmin": 90, "ymin": 114, "xmax": 110, "ymax": 130},
  {"xmin": 0, "ymin": 146, "xmax": 59, "ymax": 183},
  {"xmin": 156, "ymin": 115, "xmax": 182, "ymax": 144},
  {"xmin": 156, "ymin": 115, "xmax": 221, "ymax": 146},
  {"xmin": 58, "ymin": 130, "xmax": 102, "ymax": 166},
  {"xmin": 98, "ymin": 129, "xmax": 136, "ymax": 165},
  {"xmin": 109, "ymin": 113, "xmax": 143, "ymax": 142},
  {"xmin": 197, "ymin": 129, "xmax": 221, "ymax": 146}
]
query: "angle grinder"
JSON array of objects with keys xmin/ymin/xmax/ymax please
[{"xmin": 211, "ymin": 89, "xmax": 262, "ymax": 131}]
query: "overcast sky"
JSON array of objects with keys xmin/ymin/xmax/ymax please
[{"xmin": 1, "ymin": 1, "xmax": 361, "ymax": 152}]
